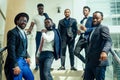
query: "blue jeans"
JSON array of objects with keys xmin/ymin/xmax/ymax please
[
  {"xmin": 84, "ymin": 66, "xmax": 106, "ymax": 80},
  {"xmin": 35, "ymin": 32, "xmax": 42, "ymax": 67},
  {"xmin": 39, "ymin": 51, "xmax": 54, "ymax": 80}
]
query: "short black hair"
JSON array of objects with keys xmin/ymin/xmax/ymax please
[
  {"xmin": 64, "ymin": 8, "xmax": 71, "ymax": 12},
  {"xmin": 93, "ymin": 11, "xmax": 103, "ymax": 17},
  {"xmin": 83, "ymin": 6, "xmax": 90, "ymax": 12},
  {"xmin": 44, "ymin": 18, "xmax": 53, "ymax": 22},
  {"xmin": 14, "ymin": 12, "xmax": 29, "ymax": 25},
  {"xmin": 37, "ymin": 3, "xmax": 44, "ymax": 8},
  {"xmin": 44, "ymin": 18, "xmax": 56, "ymax": 29}
]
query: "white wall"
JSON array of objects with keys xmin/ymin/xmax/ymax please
[
  {"xmin": 25, "ymin": 0, "xmax": 120, "ymax": 70},
  {"xmin": 25, "ymin": 0, "xmax": 86, "ymax": 70},
  {"xmin": 36, "ymin": 0, "xmax": 88, "ymax": 70}
]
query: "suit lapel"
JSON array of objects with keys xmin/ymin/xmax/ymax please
[{"xmin": 16, "ymin": 27, "xmax": 26, "ymax": 48}]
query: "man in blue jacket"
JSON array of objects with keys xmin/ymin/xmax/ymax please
[
  {"xmin": 74, "ymin": 6, "xmax": 93, "ymax": 64},
  {"xmin": 58, "ymin": 9, "xmax": 78, "ymax": 70}
]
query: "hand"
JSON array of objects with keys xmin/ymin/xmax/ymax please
[
  {"xmin": 77, "ymin": 30, "xmax": 81, "ymax": 35},
  {"xmin": 99, "ymin": 52, "xmax": 108, "ymax": 61},
  {"xmin": 41, "ymin": 29, "xmax": 47, "ymax": 33},
  {"xmin": 25, "ymin": 29, "xmax": 31, "ymax": 35},
  {"xmin": 80, "ymin": 25, "xmax": 87, "ymax": 31},
  {"xmin": 25, "ymin": 58, "xmax": 31, "ymax": 65},
  {"xmin": 13, "ymin": 66, "xmax": 21, "ymax": 75}
]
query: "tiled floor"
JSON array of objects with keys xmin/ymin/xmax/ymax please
[
  {"xmin": 2, "ymin": 69, "xmax": 83, "ymax": 80},
  {"xmin": 2, "ymin": 66, "xmax": 115, "ymax": 80}
]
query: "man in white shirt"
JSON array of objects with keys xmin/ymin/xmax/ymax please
[
  {"xmin": 36, "ymin": 18, "xmax": 61, "ymax": 80},
  {"xmin": 27, "ymin": 3, "xmax": 49, "ymax": 70}
]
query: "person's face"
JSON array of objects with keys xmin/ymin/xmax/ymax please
[
  {"xmin": 37, "ymin": 6, "xmax": 44, "ymax": 14},
  {"xmin": 64, "ymin": 9, "xmax": 71, "ymax": 18},
  {"xmin": 17, "ymin": 17, "xmax": 28, "ymax": 29},
  {"xmin": 44, "ymin": 19, "xmax": 53, "ymax": 29},
  {"xmin": 83, "ymin": 8, "xmax": 90, "ymax": 17},
  {"xmin": 92, "ymin": 13, "xmax": 103, "ymax": 26}
]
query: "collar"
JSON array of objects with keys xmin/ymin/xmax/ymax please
[
  {"xmin": 64, "ymin": 17, "xmax": 70, "ymax": 20},
  {"xmin": 17, "ymin": 26, "xmax": 25, "ymax": 33}
]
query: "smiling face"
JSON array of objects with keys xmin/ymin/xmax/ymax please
[
  {"xmin": 64, "ymin": 9, "xmax": 71, "ymax": 18},
  {"xmin": 17, "ymin": 17, "xmax": 28, "ymax": 29},
  {"xmin": 92, "ymin": 12, "xmax": 103, "ymax": 27}
]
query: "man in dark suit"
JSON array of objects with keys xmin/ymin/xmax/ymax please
[
  {"xmin": 58, "ymin": 9, "xmax": 78, "ymax": 70},
  {"xmin": 74, "ymin": 6, "xmax": 93, "ymax": 63},
  {"xmin": 84, "ymin": 11, "xmax": 112, "ymax": 80},
  {"xmin": 4, "ymin": 13, "xmax": 34, "ymax": 80}
]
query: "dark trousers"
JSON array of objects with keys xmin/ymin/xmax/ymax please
[
  {"xmin": 61, "ymin": 37, "xmax": 75, "ymax": 67},
  {"xmin": 39, "ymin": 51, "xmax": 54, "ymax": 80},
  {"xmin": 74, "ymin": 36, "xmax": 88, "ymax": 63},
  {"xmin": 84, "ymin": 65, "xmax": 106, "ymax": 80},
  {"xmin": 11, "ymin": 58, "xmax": 34, "ymax": 80},
  {"xmin": 35, "ymin": 32, "xmax": 42, "ymax": 66}
]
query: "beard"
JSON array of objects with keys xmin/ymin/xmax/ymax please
[
  {"xmin": 45, "ymin": 26, "xmax": 53, "ymax": 31},
  {"xmin": 92, "ymin": 22, "xmax": 100, "ymax": 27}
]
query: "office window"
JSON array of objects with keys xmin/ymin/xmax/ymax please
[
  {"xmin": 110, "ymin": 0, "xmax": 120, "ymax": 25},
  {"xmin": 111, "ymin": 33, "xmax": 120, "ymax": 50}
]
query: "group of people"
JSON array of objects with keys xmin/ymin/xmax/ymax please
[{"xmin": 4, "ymin": 3, "xmax": 112, "ymax": 80}]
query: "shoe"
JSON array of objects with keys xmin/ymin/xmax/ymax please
[
  {"xmin": 58, "ymin": 66, "xmax": 65, "ymax": 70},
  {"xmin": 50, "ymin": 68, "xmax": 54, "ymax": 71},
  {"xmin": 34, "ymin": 66, "xmax": 38, "ymax": 70},
  {"xmin": 71, "ymin": 67, "xmax": 77, "ymax": 71}
]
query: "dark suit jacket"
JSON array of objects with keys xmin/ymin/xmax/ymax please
[
  {"xmin": 53, "ymin": 29, "xmax": 62, "ymax": 60},
  {"xmin": 4, "ymin": 27, "xmax": 30, "ymax": 80},
  {"xmin": 58, "ymin": 17, "xmax": 78, "ymax": 40},
  {"xmin": 43, "ymin": 13, "xmax": 49, "ymax": 19},
  {"xmin": 87, "ymin": 24, "xmax": 112, "ymax": 67},
  {"xmin": 80, "ymin": 17, "xmax": 93, "ymax": 40}
]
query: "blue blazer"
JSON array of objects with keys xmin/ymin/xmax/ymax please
[
  {"xmin": 80, "ymin": 17, "xmax": 93, "ymax": 40},
  {"xmin": 53, "ymin": 29, "xmax": 62, "ymax": 60},
  {"xmin": 58, "ymin": 17, "xmax": 78, "ymax": 39},
  {"xmin": 43, "ymin": 13, "xmax": 49, "ymax": 19},
  {"xmin": 87, "ymin": 25, "xmax": 112, "ymax": 67}
]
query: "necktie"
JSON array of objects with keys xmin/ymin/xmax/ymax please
[{"xmin": 81, "ymin": 17, "xmax": 87, "ymax": 24}]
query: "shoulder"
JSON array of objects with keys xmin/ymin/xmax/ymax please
[
  {"xmin": 99, "ymin": 25, "xmax": 109, "ymax": 32},
  {"xmin": 70, "ymin": 18, "xmax": 77, "ymax": 21},
  {"xmin": 7, "ymin": 27, "xmax": 19, "ymax": 36},
  {"xmin": 8, "ymin": 27, "xmax": 18, "ymax": 34},
  {"xmin": 59, "ymin": 18, "xmax": 64, "ymax": 23},
  {"xmin": 88, "ymin": 16, "xmax": 93, "ymax": 20}
]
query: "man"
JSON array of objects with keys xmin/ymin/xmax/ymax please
[
  {"xmin": 84, "ymin": 11, "xmax": 112, "ymax": 80},
  {"xmin": 4, "ymin": 13, "xmax": 34, "ymax": 80},
  {"xmin": 74, "ymin": 6, "xmax": 93, "ymax": 63},
  {"xmin": 36, "ymin": 18, "xmax": 61, "ymax": 80},
  {"xmin": 58, "ymin": 9, "xmax": 77, "ymax": 70},
  {"xmin": 27, "ymin": 3, "xmax": 49, "ymax": 70}
]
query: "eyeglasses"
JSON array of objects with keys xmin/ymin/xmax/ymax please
[{"xmin": 19, "ymin": 20, "xmax": 28, "ymax": 23}]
